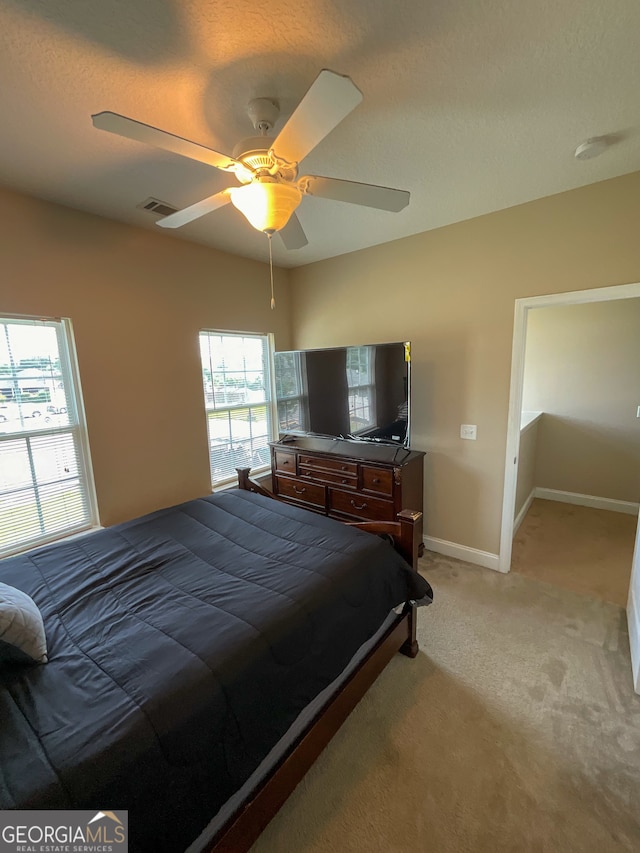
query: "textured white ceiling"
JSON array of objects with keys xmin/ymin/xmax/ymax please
[{"xmin": 0, "ymin": 0, "xmax": 638, "ymax": 268}]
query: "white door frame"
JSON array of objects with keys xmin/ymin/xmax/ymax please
[
  {"xmin": 498, "ymin": 281, "xmax": 640, "ymax": 574},
  {"xmin": 629, "ymin": 524, "xmax": 640, "ymax": 693}
]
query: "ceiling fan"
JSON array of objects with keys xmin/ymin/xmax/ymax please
[{"xmin": 91, "ymin": 69, "xmax": 410, "ymax": 251}]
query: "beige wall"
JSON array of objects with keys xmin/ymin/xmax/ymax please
[
  {"xmin": 289, "ymin": 171, "xmax": 640, "ymax": 555},
  {"xmin": 0, "ymin": 187, "xmax": 292, "ymax": 526},
  {"xmin": 523, "ymin": 300, "xmax": 640, "ymax": 502}
]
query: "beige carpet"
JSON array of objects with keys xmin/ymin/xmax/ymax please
[
  {"xmin": 251, "ymin": 554, "xmax": 640, "ymax": 853},
  {"xmin": 512, "ymin": 499, "xmax": 636, "ymax": 607}
]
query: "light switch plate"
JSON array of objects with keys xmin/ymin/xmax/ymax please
[{"xmin": 460, "ymin": 424, "xmax": 477, "ymax": 440}]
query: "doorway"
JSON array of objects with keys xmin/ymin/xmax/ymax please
[{"xmin": 499, "ymin": 281, "xmax": 640, "ymax": 692}]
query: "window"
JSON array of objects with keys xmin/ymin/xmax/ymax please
[
  {"xmin": 0, "ymin": 316, "xmax": 97, "ymax": 557},
  {"xmin": 346, "ymin": 346, "xmax": 375, "ymax": 433},
  {"xmin": 199, "ymin": 331, "xmax": 275, "ymax": 486}
]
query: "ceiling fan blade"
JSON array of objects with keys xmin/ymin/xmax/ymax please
[
  {"xmin": 156, "ymin": 190, "xmax": 232, "ymax": 229},
  {"xmin": 301, "ymin": 176, "xmax": 410, "ymax": 212},
  {"xmin": 279, "ymin": 213, "xmax": 308, "ymax": 249},
  {"xmin": 91, "ymin": 112, "xmax": 240, "ymax": 173},
  {"xmin": 272, "ymin": 69, "xmax": 363, "ymax": 166}
]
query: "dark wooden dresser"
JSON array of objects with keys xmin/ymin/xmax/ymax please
[{"xmin": 270, "ymin": 436, "xmax": 425, "ymax": 543}]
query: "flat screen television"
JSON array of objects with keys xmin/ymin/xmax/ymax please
[{"xmin": 274, "ymin": 341, "xmax": 411, "ymax": 447}]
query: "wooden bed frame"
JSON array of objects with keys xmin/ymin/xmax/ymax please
[{"xmin": 199, "ymin": 470, "xmax": 423, "ymax": 853}]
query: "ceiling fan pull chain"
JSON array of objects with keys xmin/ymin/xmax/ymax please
[{"xmin": 268, "ymin": 233, "xmax": 275, "ymax": 310}]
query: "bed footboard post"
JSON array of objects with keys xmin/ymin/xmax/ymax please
[
  {"xmin": 400, "ymin": 601, "xmax": 419, "ymax": 657},
  {"xmin": 236, "ymin": 467, "xmax": 251, "ymax": 491},
  {"xmin": 397, "ymin": 509, "xmax": 423, "ymax": 571},
  {"xmin": 236, "ymin": 467, "xmax": 280, "ymax": 501}
]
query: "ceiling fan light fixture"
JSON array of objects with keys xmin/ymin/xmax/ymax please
[{"xmin": 230, "ymin": 180, "xmax": 302, "ymax": 233}]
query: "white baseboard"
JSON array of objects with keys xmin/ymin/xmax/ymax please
[
  {"xmin": 513, "ymin": 489, "xmax": 536, "ymax": 535},
  {"xmin": 535, "ymin": 488, "xmax": 639, "ymax": 516},
  {"xmin": 423, "ymin": 535, "xmax": 501, "ymax": 572},
  {"xmin": 426, "ymin": 486, "xmax": 639, "ymax": 577}
]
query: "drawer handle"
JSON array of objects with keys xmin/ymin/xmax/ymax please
[
  {"xmin": 351, "ymin": 500, "xmax": 367, "ymax": 510},
  {"xmin": 341, "ymin": 465, "xmax": 348, "ymax": 471},
  {"xmin": 341, "ymin": 479, "xmax": 347, "ymax": 484},
  {"xmin": 293, "ymin": 485, "xmax": 306, "ymax": 495},
  {"xmin": 372, "ymin": 478, "xmax": 380, "ymax": 484},
  {"xmin": 282, "ymin": 459, "xmax": 290, "ymax": 465}
]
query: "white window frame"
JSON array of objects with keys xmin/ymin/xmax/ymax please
[
  {"xmin": 0, "ymin": 314, "xmax": 98, "ymax": 557},
  {"xmin": 199, "ymin": 330, "xmax": 277, "ymax": 489}
]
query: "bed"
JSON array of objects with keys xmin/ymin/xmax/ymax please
[{"xmin": 0, "ymin": 474, "xmax": 432, "ymax": 852}]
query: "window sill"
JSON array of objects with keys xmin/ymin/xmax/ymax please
[
  {"xmin": 212, "ymin": 465, "xmax": 271, "ymax": 492},
  {"xmin": 1, "ymin": 524, "xmax": 104, "ymax": 560}
]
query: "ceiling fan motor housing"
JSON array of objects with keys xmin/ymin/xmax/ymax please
[
  {"xmin": 233, "ymin": 97, "xmax": 281, "ymax": 175},
  {"xmin": 232, "ymin": 136, "xmax": 298, "ymax": 182},
  {"xmin": 233, "ymin": 135, "xmax": 276, "ymax": 167},
  {"xmin": 232, "ymin": 98, "xmax": 301, "ymax": 182}
]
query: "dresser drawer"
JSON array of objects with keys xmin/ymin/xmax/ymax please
[
  {"xmin": 274, "ymin": 450, "xmax": 296, "ymax": 474},
  {"xmin": 277, "ymin": 475, "xmax": 326, "ymax": 509},
  {"xmin": 300, "ymin": 467, "xmax": 357, "ymax": 488},
  {"xmin": 299, "ymin": 455, "xmax": 357, "ymax": 476},
  {"xmin": 328, "ymin": 488, "xmax": 395, "ymax": 521},
  {"xmin": 361, "ymin": 465, "xmax": 394, "ymax": 496}
]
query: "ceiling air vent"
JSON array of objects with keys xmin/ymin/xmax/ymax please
[{"xmin": 136, "ymin": 197, "xmax": 178, "ymax": 217}]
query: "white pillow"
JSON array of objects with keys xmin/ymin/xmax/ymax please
[{"xmin": 0, "ymin": 581, "xmax": 48, "ymax": 666}]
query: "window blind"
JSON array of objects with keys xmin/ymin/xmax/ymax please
[{"xmin": 0, "ymin": 317, "xmax": 97, "ymax": 556}]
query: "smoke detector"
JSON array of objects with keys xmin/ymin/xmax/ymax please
[{"xmin": 574, "ymin": 137, "xmax": 609, "ymax": 160}]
